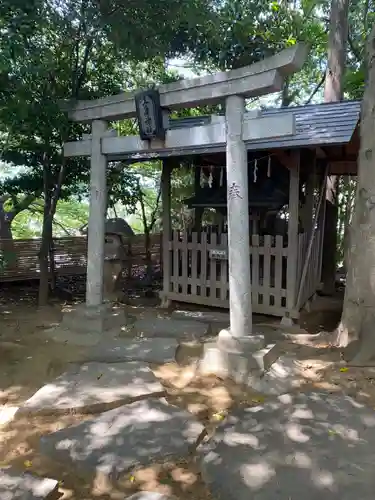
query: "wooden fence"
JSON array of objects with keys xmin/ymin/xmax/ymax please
[
  {"xmin": 296, "ymin": 229, "xmax": 322, "ymax": 308},
  {"xmin": 165, "ymin": 231, "xmax": 289, "ymax": 317},
  {"xmin": 0, "ymin": 234, "xmax": 162, "ymax": 282}
]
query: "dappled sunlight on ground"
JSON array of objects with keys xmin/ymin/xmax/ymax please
[{"xmin": 1, "ymin": 295, "xmax": 375, "ymax": 499}]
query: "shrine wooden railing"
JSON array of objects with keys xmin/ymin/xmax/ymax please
[
  {"xmin": 0, "ymin": 234, "xmax": 162, "ymax": 282},
  {"xmin": 165, "ymin": 230, "xmax": 289, "ymax": 317}
]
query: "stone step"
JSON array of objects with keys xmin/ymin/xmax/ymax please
[
  {"xmin": 201, "ymin": 392, "xmax": 375, "ymax": 500},
  {"xmin": 40, "ymin": 398, "xmax": 204, "ymax": 479},
  {"xmin": 120, "ymin": 317, "xmax": 209, "ymax": 340},
  {"xmin": 84, "ymin": 337, "xmax": 178, "ymax": 364},
  {"xmin": 19, "ymin": 361, "xmax": 164, "ymax": 416},
  {"xmin": 0, "ymin": 468, "xmax": 58, "ymax": 499},
  {"xmin": 171, "ymin": 310, "xmax": 229, "ymax": 325},
  {"xmin": 126, "ymin": 493, "xmax": 176, "ymax": 500}
]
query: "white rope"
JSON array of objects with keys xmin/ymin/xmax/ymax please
[
  {"xmin": 199, "ymin": 167, "xmax": 205, "ymax": 188},
  {"xmin": 253, "ymin": 159, "xmax": 258, "ymax": 183},
  {"xmin": 208, "ymin": 167, "xmax": 213, "ymax": 188}
]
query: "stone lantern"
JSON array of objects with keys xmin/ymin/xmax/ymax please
[{"xmin": 103, "ymin": 218, "xmax": 134, "ymax": 302}]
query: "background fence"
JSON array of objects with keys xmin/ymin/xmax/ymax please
[{"xmin": 0, "ymin": 234, "xmax": 162, "ymax": 282}]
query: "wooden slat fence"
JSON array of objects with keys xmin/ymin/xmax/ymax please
[
  {"xmin": 296, "ymin": 229, "xmax": 322, "ymax": 308},
  {"xmin": 0, "ymin": 234, "xmax": 162, "ymax": 282},
  {"xmin": 166, "ymin": 230, "xmax": 289, "ymax": 317}
]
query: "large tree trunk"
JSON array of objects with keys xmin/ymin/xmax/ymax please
[
  {"xmin": 335, "ymin": 23, "xmax": 375, "ymax": 362},
  {"xmin": 321, "ymin": 0, "xmax": 349, "ymax": 295}
]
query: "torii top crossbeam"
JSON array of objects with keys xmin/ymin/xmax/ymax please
[{"xmin": 64, "ymin": 44, "xmax": 308, "ymax": 123}]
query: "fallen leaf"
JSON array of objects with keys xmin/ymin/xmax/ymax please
[
  {"xmin": 212, "ymin": 412, "xmax": 226, "ymax": 421},
  {"xmin": 24, "ymin": 460, "xmax": 32, "ymax": 468},
  {"xmin": 252, "ymin": 396, "xmax": 265, "ymax": 403},
  {"xmin": 339, "ymin": 367, "xmax": 349, "ymax": 372}
]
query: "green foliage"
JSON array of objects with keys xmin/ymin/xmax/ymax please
[
  {"xmin": 0, "ymin": 0, "xmax": 372, "ymax": 255},
  {"xmin": 97, "ymin": 0, "xmax": 217, "ymax": 61},
  {"xmin": 0, "ymin": 0, "xmax": 185, "ymax": 217},
  {"xmin": 345, "ymin": 0, "xmax": 375, "ymax": 99},
  {"xmin": 11, "ymin": 198, "xmax": 90, "ymax": 238}
]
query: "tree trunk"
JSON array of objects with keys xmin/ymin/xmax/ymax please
[
  {"xmin": 0, "ymin": 195, "xmax": 37, "ymax": 270},
  {"xmin": 335, "ymin": 23, "xmax": 375, "ymax": 361},
  {"xmin": 342, "ymin": 177, "xmax": 355, "ymax": 272},
  {"xmin": 337, "ymin": 177, "xmax": 345, "ymax": 265},
  {"xmin": 0, "ymin": 203, "xmax": 16, "ymax": 268},
  {"xmin": 321, "ymin": 0, "xmax": 349, "ymax": 295},
  {"xmin": 38, "ymin": 160, "xmax": 66, "ymax": 306},
  {"xmin": 38, "ymin": 193, "xmax": 53, "ymax": 307}
]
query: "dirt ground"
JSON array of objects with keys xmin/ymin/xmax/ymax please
[{"xmin": 1, "ymin": 292, "xmax": 375, "ymax": 500}]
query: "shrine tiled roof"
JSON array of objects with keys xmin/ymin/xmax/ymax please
[
  {"xmin": 170, "ymin": 99, "xmax": 360, "ymax": 149},
  {"xmin": 123, "ymin": 99, "xmax": 361, "ymax": 161}
]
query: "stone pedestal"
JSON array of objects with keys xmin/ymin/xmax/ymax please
[
  {"xmin": 199, "ymin": 328, "xmax": 280, "ymax": 386},
  {"xmin": 103, "ymin": 260, "xmax": 126, "ymax": 302},
  {"xmin": 44, "ymin": 303, "xmax": 132, "ymax": 346}
]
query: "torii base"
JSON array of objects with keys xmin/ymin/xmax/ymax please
[
  {"xmin": 199, "ymin": 328, "xmax": 280, "ymax": 386},
  {"xmin": 43, "ymin": 302, "xmax": 133, "ymax": 347}
]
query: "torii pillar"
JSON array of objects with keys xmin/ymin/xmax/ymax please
[
  {"xmin": 200, "ymin": 97, "xmax": 269, "ymax": 383},
  {"xmin": 44, "ymin": 120, "xmax": 129, "ymax": 346},
  {"xmin": 225, "ymin": 95, "xmax": 252, "ymax": 338}
]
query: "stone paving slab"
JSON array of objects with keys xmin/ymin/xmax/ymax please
[
  {"xmin": 0, "ymin": 468, "xmax": 58, "ymax": 499},
  {"xmin": 40, "ymin": 398, "xmax": 204, "ymax": 479},
  {"xmin": 121, "ymin": 318, "xmax": 209, "ymax": 340},
  {"xmin": 201, "ymin": 392, "xmax": 375, "ymax": 500},
  {"xmin": 171, "ymin": 310, "xmax": 229, "ymax": 324},
  {"xmin": 19, "ymin": 362, "xmax": 164, "ymax": 416},
  {"xmin": 0, "ymin": 406, "xmax": 19, "ymax": 426},
  {"xmin": 84, "ymin": 338, "xmax": 178, "ymax": 364},
  {"xmin": 249, "ymin": 355, "xmax": 307, "ymax": 395},
  {"xmin": 126, "ymin": 493, "xmax": 176, "ymax": 500}
]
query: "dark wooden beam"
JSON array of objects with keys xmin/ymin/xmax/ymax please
[
  {"xmin": 273, "ymin": 150, "xmax": 298, "ymax": 170},
  {"xmin": 328, "ymin": 160, "xmax": 357, "ymax": 175}
]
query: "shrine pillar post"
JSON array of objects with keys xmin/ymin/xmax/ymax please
[
  {"xmin": 200, "ymin": 96, "xmax": 270, "ymax": 384},
  {"xmin": 45, "ymin": 119, "xmax": 129, "ymax": 345},
  {"xmin": 225, "ymin": 95, "xmax": 252, "ymax": 337},
  {"xmin": 160, "ymin": 159, "xmax": 173, "ymax": 308},
  {"xmin": 86, "ymin": 119, "xmax": 107, "ymax": 307}
]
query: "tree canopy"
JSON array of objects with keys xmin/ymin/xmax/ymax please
[{"xmin": 0, "ymin": 0, "xmax": 374, "ymax": 306}]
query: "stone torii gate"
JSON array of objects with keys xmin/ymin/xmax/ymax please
[{"xmin": 57, "ymin": 45, "xmax": 307, "ymax": 372}]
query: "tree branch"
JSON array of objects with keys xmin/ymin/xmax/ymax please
[
  {"xmin": 347, "ymin": 34, "xmax": 362, "ymax": 62},
  {"xmin": 0, "ymin": 193, "xmax": 38, "ymax": 223},
  {"xmin": 27, "ymin": 205, "xmax": 71, "ymax": 235},
  {"xmin": 148, "ymin": 186, "xmax": 162, "ymax": 233},
  {"xmin": 305, "ymin": 72, "xmax": 326, "ymax": 105},
  {"xmin": 76, "ymin": 37, "xmax": 94, "ymax": 96}
]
